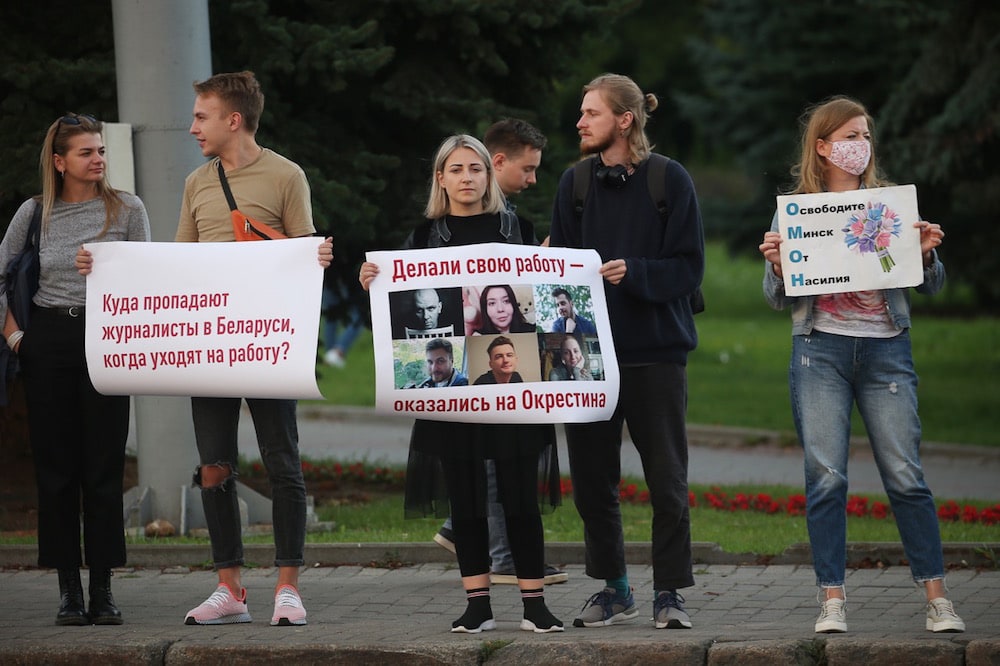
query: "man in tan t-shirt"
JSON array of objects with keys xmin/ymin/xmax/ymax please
[{"xmin": 177, "ymin": 70, "xmax": 331, "ymax": 628}]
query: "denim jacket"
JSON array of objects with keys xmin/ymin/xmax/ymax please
[{"xmin": 762, "ymin": 210, "xmax": 945, "ymax": 335}]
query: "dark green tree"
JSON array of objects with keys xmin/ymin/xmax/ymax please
[
  {"xmin": 0, "ymin": 0, "xmax": 637, "ymax": 260},
  {"xmin": 876, "ymin": 2, "xmax": 1000, "ymax": 310}
]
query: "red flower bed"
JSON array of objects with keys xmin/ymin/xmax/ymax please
[
  {"xmin": 561, "ymin": 478, "xmax": 1000, "ymax": 527},
  {"xmin": 248, "ymin": 461, "xmax": 1000, "ymax": 527}
]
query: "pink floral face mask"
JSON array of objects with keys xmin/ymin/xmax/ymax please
[{"xmin": 827, "ymin": 139, "xmax": 871, "ymax": 176}]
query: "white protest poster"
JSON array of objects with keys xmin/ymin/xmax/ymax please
[
  {"xmin": 365, "ymin": 243, "xmax": 619, "ymax": 424},
  {"xmin": 84, "ymin": 238, "xmax": 324, "ymax": 399},
  {"xmin": 776, "ymin": 185, "xmax": 924, "ymax": 296}
]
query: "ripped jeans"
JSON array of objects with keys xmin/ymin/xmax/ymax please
[
  {"xmin": 191, "ymin": 397, "xmax": 306, "ymax": 569},
  {"xmin": 790, "ymin": 330, "xmax": 944, "ymax": 587}
]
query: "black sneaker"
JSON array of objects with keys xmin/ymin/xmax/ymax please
[{"xmin": 433, "ymin": 526, "xmax": 456, "ymax": 554}]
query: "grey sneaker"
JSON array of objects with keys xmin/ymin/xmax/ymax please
[
  {"xmin": 926, "ymin": 598, "xmax": 965, "ymax": 632},
  {"xmin": 815, "ymin": 597, "xmax": 847, "ymax": 633},
  {"xmin": 573, "ymin": 587, "xmax": 638, "ymax": 628},
  {"xmin": 543, "ymin": 565, "xmax": 568, "ymax": 585},
  {"xmin": 491, "ymin": 565, "xmax": 568, "ymax": 586},
  {"xmin": 653, "ymin": 590, "xmax": 692, "ymax": 629},
  {"xmin": 433, "ymin": 527, "xmax": 456, "ymax": 555}
]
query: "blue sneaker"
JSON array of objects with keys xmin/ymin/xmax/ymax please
[
  {"xmin": 653, "ymin": 590, "xmax": 692, "ymax": 629},
  {"xmin": 572, "ymin": 586, "xmax": 638, "ymax": 628}
]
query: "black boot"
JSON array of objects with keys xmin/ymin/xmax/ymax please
[
  {"xmin": 88, "ymin": 569, "xmax": 123, "ymax": 625},
  {"xmin": 56, "ymin": 568, "xmax": 88, "ymax": 626}
]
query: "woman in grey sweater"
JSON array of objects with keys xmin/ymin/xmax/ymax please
[{"xmin": 0, "ymin": 113, "xmax": 150, "ymax": 626}]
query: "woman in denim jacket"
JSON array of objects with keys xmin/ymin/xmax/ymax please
[{"xmin": 759, "ymin": 96, "xmax": 963, "ymax": 636}]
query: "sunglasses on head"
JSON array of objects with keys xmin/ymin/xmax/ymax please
[{"xmin": 53, "ymin": 113, "xmax": 97, "ymax": 140}]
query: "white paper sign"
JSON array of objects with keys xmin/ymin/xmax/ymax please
[
  {"xmin": 84, "ymin": 239, "xmax": 324, "ymax": 399},
  {"xmin": 365, "ymin": 243, "xmax": 619, "ymax": 424},
  {"xmin": 777, "ymin": 185, "xmax": 924, "ymax": 296}
]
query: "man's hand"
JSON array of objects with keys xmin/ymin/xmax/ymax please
[
  {"xmin": 318, "ymin": 237, "xmax": 333, "ymax": 268},
  {"xmin": 599, "ymin": 259, "xmax": 627, "ymax": 285}
]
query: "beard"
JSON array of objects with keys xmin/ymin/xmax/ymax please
[{"xmin": 579, "ymin": 131, "xmax": 615, "ymax": 156}]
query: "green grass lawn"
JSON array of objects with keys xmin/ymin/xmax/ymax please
[
  {"xmin": 312, "ymin": 241, "xmax": 1000, "ymax": 446},
  {"xmin": 295, "ymin": 482, "xmax": 1000, "ymax": 557}
]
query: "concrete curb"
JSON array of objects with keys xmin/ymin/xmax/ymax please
[{"xmin": 2, "ymin": 632, "xmax": 997, "ymax": 665}]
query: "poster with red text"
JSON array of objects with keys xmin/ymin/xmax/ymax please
[
  {"xmin": 365, "ymin": 243, "xmax": 619, "ymax": 424},
  {"xmin": 84, "ymin": 238, "xmax": 324, "ymax": 399}
]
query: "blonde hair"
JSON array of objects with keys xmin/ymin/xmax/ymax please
[
  {"xmin": 424, "ymin": 135, "xmax": 505, "ymax": 219},
  {"xmin": 40, "ymin": 114, "xmax": 123, "ymax": 236},
  {"xmin": 583, "ymin": 73, "xmax": 658, "ymax": 165},
  {"xmin": 791, "ymin": 95, "xmax": 888, "ymax": 194}
]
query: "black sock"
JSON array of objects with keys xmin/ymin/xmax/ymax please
[
  {"xmin": 522, "ymin": 588, "xmax": 562, "ymax": 630},
  {"xmin": 453, "ymin": 587, "xmax": 492, "ymax": 630}
]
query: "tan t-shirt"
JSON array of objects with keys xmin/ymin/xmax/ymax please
[{"xmin": 176, "ymin": 148, "xmax": 314, "ymax": 242}]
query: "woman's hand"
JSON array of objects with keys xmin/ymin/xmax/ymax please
[
  {"xmin": 75, "ymin": 246, "xmax": 93, "ymax": 276},
  {"xmin": 915, "ymin": 221, "xmax": 944, "ymax": 265},
  {"xmin": 599, "ymin": 259, "xmax": 627, "ymax": 285},
  {"xmin": 358, "ymin": 261, "xmax": 380, "ymax": 291},
  {"xmin": 318, "ymin": 237, "xmax": 333, "ymax": 268},
  {"xmin": 759, "ymin": 231, "xmax": 783, "ymax": 278}
]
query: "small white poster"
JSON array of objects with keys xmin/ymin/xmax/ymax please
[
  {"xmin": 365, "ymin": 243, "xmax": 619, "ymax": 424},
  {"xmin": 84, "ymin": 238, "xmax": 324, "ymax": 399},
  {"xmin": 777, "ymin": 185, "xmax": 924, "ymax": 296}
]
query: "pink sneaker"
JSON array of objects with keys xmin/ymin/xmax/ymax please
[
  {"xmin": 184, "ymin": 583, "xmax": 252, "ymax": 625},
  {"xmin": 271, "ymin": 584, "xmax": 307, "ymax": 626}
]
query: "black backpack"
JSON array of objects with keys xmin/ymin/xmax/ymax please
[{"xmin": 571, "ymin": 154, "xmax": 704, "ymax": 314}]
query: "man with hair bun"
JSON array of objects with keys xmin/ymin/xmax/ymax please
[{"xmin": 549, "ymin": 73, "xmax": 705, "ymax": 630}]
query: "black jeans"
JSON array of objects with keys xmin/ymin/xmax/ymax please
[
  {"xmin": 190, "ymin": 397, "xmax": 306, "ymax": 569},
  {"xmin": 566, "ymin": 362, "xmax": 694, "ymax": 591},
  {"xmin": 19, "ymin": 308, "xmax": 128, "ymax": 569}
]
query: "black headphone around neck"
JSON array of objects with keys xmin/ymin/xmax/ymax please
[{"xmin": 595, "ymin": 158, "xmax": 630, "ymax": 188}]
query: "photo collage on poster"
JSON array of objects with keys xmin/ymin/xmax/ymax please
[{"xmin": 388, "ymin": 283, "xmax": 605, "ymax": 390}]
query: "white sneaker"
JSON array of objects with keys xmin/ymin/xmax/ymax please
[
  {"xmin": 926, "ymin": 598, "xmax": 965, "ymax": 632},
  {"xmin": 271, "ymin": 584, "xmax": 307, "ymax": 626},
  {"xmin": 815, "ymin": 597, "xmax": 847, "ymax": 633},
  {"xmin": 184, "ymin": 583, "xmax": 252, "ymax": 625},
  {"xmin": 324, "ymin": 349, "xmax": 345, "ymax": 368}
]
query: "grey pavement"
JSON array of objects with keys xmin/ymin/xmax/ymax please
[{"xmin": 1, "ymin": 563, "xmax": 998, "ymax": 664}]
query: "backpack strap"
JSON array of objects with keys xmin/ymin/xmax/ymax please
[
  {"xmin": 407, "ymin": 211, "xmax": 524, "ymax": 248},
  {"xmin": 645, "ymin": 153, "xmax": 670, "ymax": 222},
  {"xmin": 572, "ymin": 157, "xmax": 596, "ymax": 219}
]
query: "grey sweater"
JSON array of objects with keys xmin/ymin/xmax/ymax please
[{"xmin": 0, "ymin": 193, "xmax": 150, "ymax": 322}]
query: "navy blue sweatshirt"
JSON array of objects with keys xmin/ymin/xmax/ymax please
[{"xmin": 549, "ymin": 155, "xmax": 704, "ymax": 365}]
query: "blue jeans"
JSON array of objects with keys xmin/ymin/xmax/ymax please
[
  {"xmin": 191, "ymin": 397, "xmax": 306, "ymax": 569},
  {"xmin": 790, "ymin": 330, "xmax": 944, "ymax": 587},
  {"xmin": 322, "ymin": 283, "xmax": 363, "ymax": 354}
]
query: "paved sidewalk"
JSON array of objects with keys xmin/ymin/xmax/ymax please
[{"xmin": 1, "ymin": 563, "xmax": 997, "ymax": 664}]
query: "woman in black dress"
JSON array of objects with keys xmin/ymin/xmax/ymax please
[{"xmin": 359, "ymin": 135, "xmax": 562, "ymax": 634}]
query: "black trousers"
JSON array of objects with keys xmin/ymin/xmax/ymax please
[
  {"xmin": 19, "ymin": 308, "xmax": 129, "ymax": 569},
  {"xmin": 440, "ymin": 455, "xmax": 545, "ymax": 580},
  {"xmin": 565, "ymin": 362, "xmax": 694, "ymax": 591}
]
